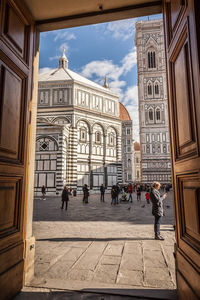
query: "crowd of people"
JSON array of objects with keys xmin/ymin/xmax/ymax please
[{"xmin": 41, "ymin": 181, "xmax": 171, "ymax": 241}]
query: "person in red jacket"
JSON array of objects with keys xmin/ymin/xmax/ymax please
[
  {"xmin": 128, "ymin": 183, "xmax": 133, "ymax": 203},
  {"xmin": 145, "ymin": 191, "xmax": 150, "ymax": 204}
]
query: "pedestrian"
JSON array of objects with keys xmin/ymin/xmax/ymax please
[
  {"xmin": 145, "ymin": 191, "xmax": 150, "ymax": 204},
  {"xmin": 115, "ymin": 183, "xmax": 120, "ymax": 204},
  {"xmin": 100, "ymin": 184, "xmax": 105, "ymax": 202},
  {"xmin": 83, "ymin": 184, "xmax": 89, "ymax": 203},
  {"xmin": 150, "ymin": 181, "xmax": 167, "ymax": 240},
  {"xmin": 111, "ymin": 185, "xmax": 117, "ymax": 205},
  {"xmin": 41, "ymin": 185, "xmax": 46, "ymax": 200},
  {"xmin": 61, "ymin": 185, "xmax": 69, "ymax": 210},
  {"xmin": 137, "ymin": 186, "xmax": 141, "ymax": 201},
  {"xmin": 128, "ymin": 183, "xmax": 133, "ymax": 202}
]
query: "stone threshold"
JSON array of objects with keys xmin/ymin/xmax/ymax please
[{"xmin": 27, "ymin": 277, "xmax": 178, "ymax": 300}]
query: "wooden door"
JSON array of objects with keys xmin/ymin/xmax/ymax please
[
  {"xmin": 0, "ymin": 0, "xmax": 35, "ymax": 299},
  {"xmin": 163, "ymin": 0, "xmax": 200, "ymax": 298}
]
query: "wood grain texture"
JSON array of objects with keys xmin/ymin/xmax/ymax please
[{"xmin": 163, "ymin": 0, "xmax": 200, "ymax": 298}]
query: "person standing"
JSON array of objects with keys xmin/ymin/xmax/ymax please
[
  {"xmin": 111, "ymin": 185, "xmax": 117, "ymax": 205},
  {"xmin": 128, "ymin": 183, "xmax": 133, "ymax": 202},
  {"xmin": 145, "ymin": 191, "xmax": 150, "ymax": 204},
  {"xmin": 41, "ymin": 185, "xmax": 46, "ymax": 200},
  {"xmin": 115, "ymin": 183, "xmax": 120, "ymax": 204},
  {"xmin": 136, "ymin": 186, "xmax": 141, "ymax": 202},
  {"xmin": 83, "ymin": 184, "xmax": 89, "ymax": 204},
  {"xmin": 61, "ymin": 185, "xmax": 69, "ymax": 210},
  {"xmin": 150, "ymin": 181, "xmax": 167, "ymax": 240},
  {"xmin": 100, "ymin": 184, "xmax": 105, "ymax": 202}
]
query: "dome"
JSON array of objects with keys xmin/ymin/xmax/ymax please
[{"xmin": 119, "ymin": 103, "xmax": 131, "ymax": 121}]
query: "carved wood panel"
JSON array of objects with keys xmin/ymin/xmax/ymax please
[
  {"xmin": 0, "ymin": 177, "xmax": 22, "ymax": 235},
  {"xmin": 1, "ymin": 0, "xmax": 30, "ymax": 63},
  {"xmin": 177, "ymin": 174, "xmax": 200, "ymax": 252},
  {"xmin": 169, "ymin": 23, "xmax": 197, "ymax": 161},
  {"xmin": 0, "ymin": 60, "xmax": 27, "ymax": 162}
]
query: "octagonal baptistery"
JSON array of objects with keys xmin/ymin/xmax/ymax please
[{"xmin": 34, "ymin": 50, "xmax": 122, "ymax": 196}]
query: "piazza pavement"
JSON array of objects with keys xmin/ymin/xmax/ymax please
[{"xmin": 15, "ymin": 191, "xmax": 177, "ymax": 300}]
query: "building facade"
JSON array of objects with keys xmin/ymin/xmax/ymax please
[
  {"xmin": 34, "ymin": 51, "xmax": 123, "ymax": 195},
  {"xmin": 120, "ymin": 103, "xmax": 133, "ymax": 183},
  {"xmin": 132, "ymin": 142, "xmax": 141, "ymax": 182},
  {"xmin": 135, "ymin": 19, "xmax": 171, "ymax": 184}
]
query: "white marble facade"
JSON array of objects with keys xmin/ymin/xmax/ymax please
[
  {"xmin": 135, "ymin": 20, "xmax": 171, "ymax": 184},
  {"xmin": 34, "ymin": 51, "xmax": 122, "ymax": 195}
]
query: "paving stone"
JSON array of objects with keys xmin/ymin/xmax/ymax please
[
  {"xmin": 144, "ymin": 267, "xmax": 174, "ymax": 288},
  {"xmin": 120, "ymin": 254, "xmax": 143, "ymax": 271},
  {"xmin": 143, "ymin": 249, "xmax": 167, "ymax": 268},
  {"xmin": 73, "ymin": 242, "xmax": 107, "ymax": 271},
  {"xmin": 93, "ymin": 264, "xmax": 118, "ymax": 284},
  {"xmin": 100, "ymin": 255, "xmax": 121, "ymax": 265},
  {"xmin": 117, "ymin": 270, "xmax": 143, "ymax": 286},
  {"xmin": 123, "ymin": 242, "xmax": 142, "ymax": 255},
  {"xmin": 142, "ymin": 240, "xmax": 162, "ymax": 250},
  {"xmin": 104, "ymin": 243, "xmax": 124, "ymax": 256},
  {"xmin": 67, "ymin": 269, "xmax": 94, "ymax": 281}
]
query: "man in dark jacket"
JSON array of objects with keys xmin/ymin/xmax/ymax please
[
  {"xmin": 61, "ymin": 186, "xmax": 69, "ymax": 210},
  {"xmin": 150, "ymin": 181, "xmax": 167, "ymax": 240},
  {"xmin": 41, "ymin": 185, "xmax": 46, "ymax": 200},
  {"xmin": 100, "ymin": 184, "xmax": 105, "ymax": 202}
]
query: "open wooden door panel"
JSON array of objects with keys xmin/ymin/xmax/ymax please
[
  {"xmin": 0, "ymin": 0, "xmax": 35, "ymax": 299},
  {"xmin": 163, "ymin": 0, "xmax": 200, "ymax": 299}
]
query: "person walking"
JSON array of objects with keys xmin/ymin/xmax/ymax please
[
  {"xmin": 100, "ymin": 184, "xmax": 105, "ymax": 202},
  {"xmin": 136, "ymin": 186, "xmax": 141, "ymax": 202},
  {"xmin": 61, "ymin": 185, "xmax": 69, "ymax": 210},
  {"xmin": 111, "ymin": 185, "xmax": 117, "ymax": 205},
  {"xmin": 128, "ymin": 183, "xmax": 133, "ymax": 202},
  {"xmin": 145, "ymin": 191, "xmax": 150, "ymax": 204},
  {"xmin": 83, "ymin": 184, "xmax": 89, "ymax": 204},
  {"xmin": 41, "ymin": 185, "xmax": 46, "ymax": 200},
  {"xmin": 150, "ymin": 181, "xmax": 167, "ymax": 240}
]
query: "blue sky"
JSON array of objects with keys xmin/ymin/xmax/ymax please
[{"xmin": 39, "ymin": 14, "xmax": 161, "ymax": 142}]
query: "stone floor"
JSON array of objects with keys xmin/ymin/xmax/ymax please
[{"xmin": 18, "ymin": 191, "xmax": 177, "ymax": 299}]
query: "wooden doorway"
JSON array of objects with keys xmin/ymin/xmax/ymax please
[{"xmin": 0, "ymin": 1, "xmax": 199, "ymax": 299}]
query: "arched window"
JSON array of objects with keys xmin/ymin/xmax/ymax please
[
  {"xmin": 148, "ymin": 51, "xmax": 156, "ymax": 68},
  {"xmin": 95, "ymin": 131, "xmax": 101, "ymax": 143},
  {"xmin": 128, "ymin": 159, "xmax": 131, "ymax": 167},
  {"xmin": 148, "ymin": 83, "xmax": 152, "ymax": 95},
  {"xmin": 109, "ymin": 134, "xmax": 114, "ymax": 145},
  {"xmin": 149, "ymin": 109, "xmax": 154, "ymax": 121},
  {"xmin": 155, "ymin": 83, "xmax": 159, "ymax": 94},
  {"xmin": 80, "ymin": 128, "xmax": 86, "ymax": 141},
  {"xmin": 156, "ymin": 109, "xmax": 161, "ymax": 121}
]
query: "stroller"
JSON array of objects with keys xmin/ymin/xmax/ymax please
[{"xmin": 119, "ymin": 192, "xmax": 128, "ymax": 202}]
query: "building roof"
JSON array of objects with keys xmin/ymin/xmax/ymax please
[
  {"xmin": 134, "ymin": 142, "xmax": 140, "ymax": 151},
  {"xmin": 119, "ymin": 103, "xmax": 131, "ymax": 121},
  {"xmin": 39, "ymin": 51, "xmax": 118, "ymax": 96}
]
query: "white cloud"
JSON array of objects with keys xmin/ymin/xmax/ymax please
[
  {"xmin": 81, "ymin": 48, "xmax": 137, "ymax": 97},
  {"xmin": 106, "ymin": 18, "xmax": 137, "ymax": 41},
  {"xmin": 54, "ymin": 31, "xmax": 76, "ymax": 42},
  {"xmin": 49, "ymin": 55, "xmax": 60, "ymax": 61},
  {"xmin": 39, "ymin": 67, "xmax": 54, "ymax": 74},
  {"xmin": 123, "ymin": 85, "xmax": 138, "ymax": 106},
  {"xmin": 121, "ymin": 48, "xmax": 137, "ymax": 74}
]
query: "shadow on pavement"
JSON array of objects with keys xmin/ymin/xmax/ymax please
[
  {"xmin": 36, "ymin": 237, "xmax": 155, "ymax": 242},
  {"xmin": 14, "ymin": 288, "xmax": 178, "ymax": 300}
]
